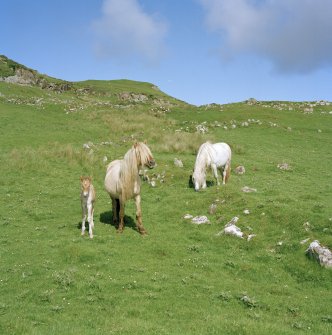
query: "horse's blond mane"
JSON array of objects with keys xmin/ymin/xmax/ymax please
[{"xmin": 119, "ymin": 142, "xmax": 153, "ymax": 201}]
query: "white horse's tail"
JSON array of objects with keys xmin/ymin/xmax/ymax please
[{"xmin": 225, "ymin": 158, "xmax": 231, "ymax": 183}]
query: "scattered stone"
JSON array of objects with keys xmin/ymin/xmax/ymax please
[
  {"xmin": 304, "ymin": 107, "xmax": 313, "ymax": 114},
  {"xmin": 103, "ymin": 156, "xmax": 108, "ymax": 164},
  {"xmin": 247, "ymin": 234, "xmax": 256, "ymax": 241},
  {"xmin": 235, "ymin": 166, "xmax": 246, "ymax": 175},
  {"xmin": 196, "ymin": 124, "xmax": 209, "ymax": 134},
  {"xmin": 216, "ymin": 217, "xmax": 256, "ymax": 241},
  {"xmin": 240, "ymin": 294, "xmax": 258, "ymax": 308},
  {"xmin": 246, "ymin": 98, "xmax": 259, "ymax": 105},
  {"xmin": 277, "ymin": 162, "xmax": 291, "ymax": 171},
  {"xmin": 83, "ymin": 141, "xmax": 94, "ymax": 150},
  {"xmin": 300, "ymin": 238, "xmax": 310, "ymax": 245},
  {"xmin": 303, "ymin": 222, "xmax": 311, "ymax": 232},
  {"xmin": 216, "ymin": 217, "xmax": 243, "ymax": 238},
  {"xmin": 191, "ymin": 216, "xmax": 210, "ymax": 225},
  {"xmin": 118, "ymin": 92, "xmax": 148, "ymax": 102},
  {"xmin": 140, "ymin": 169, "xmax": 149, "ymax": 181},
  {"xmin": 174, "ymin": 158, "xmax": 183, "ymax": 167},
  {"xmin": 209, "ymin": 203, "xmax": 217, "ymax": 215},
  {"xmin": 306, "ymin": 240, "xmax": 332, "ymax": 268},
  {"xmin": 223, "ymin": 224, "xmax": 243, "ymax": 238},
  {"xmin": 227, "ymin": 216, "xmax": 239, "ymax": 225},
  {"xmin": 242, "ymin": 186, "xmax": 257, "ymax": 193},
  {"xmin": 183, "ymin": 214, "xmax": 210, "ymax": 224},
  {"xmin": 243, "ymin": 209, "xmax": 250, "ymax": 215}
]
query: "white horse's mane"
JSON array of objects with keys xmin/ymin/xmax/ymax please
[{"xmin": 195, "ymin": 141, "xmax": 214, "ymax": 171}]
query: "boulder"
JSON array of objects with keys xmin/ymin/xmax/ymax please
[
  {"xmin": 306, "ymin": 240, "xmax": 332, "ymax": 268},
  {"xmin": 174, "ymin": 158, "xmax": 183, "ymax": 167},
  {"xmin": 235, "ymin": 166, "xmax": 246, "ymax": 175}
]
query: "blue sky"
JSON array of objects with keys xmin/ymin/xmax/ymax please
[{"xmin": 1, "ymin": 0, "xmax": 332, "ymax": 106}]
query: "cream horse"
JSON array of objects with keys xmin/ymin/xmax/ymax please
[
  {"xmin": 80, "ymin": 176, "xmax": 96, "ymax": 238},
  {"xmin": 192, "ymin": 142, "xmax": 231, "ymax": 191},
  {"xmin": 104, "ymin": 142, "xmax": 155, "ymax": 235}
]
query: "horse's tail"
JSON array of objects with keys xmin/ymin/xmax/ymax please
[{"xmin": 225, "ymin": 159, "xmax": 231, "ymax": 183}]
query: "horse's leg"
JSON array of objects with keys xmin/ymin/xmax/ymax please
[
  {"xmin": 87, "ymin": 203, "xmax": 94, "ymax": 238},
  {"xmin": 211, "ymin": 163, "xmax": 220, "ymax": 186},
  {"xmin": 117, "ymin": 200, "xmax": 125, "ymax": 233},
  {"xmin": 111, "ymin": 197, "xmax": 118, "ymax": 225},
  {"xmin": 135, "ymin": 194, "xmax": 147, "ymax": 235}
]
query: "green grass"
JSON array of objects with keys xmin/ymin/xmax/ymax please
[{"xmin": 0, "ymin": 74, "xmax": 331, "ymax": 335}]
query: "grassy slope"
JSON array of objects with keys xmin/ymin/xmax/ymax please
[{"xmin": 0, "ymin": 71, "xmax": 331, "ymax": 335}]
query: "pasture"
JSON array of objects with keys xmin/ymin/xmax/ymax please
[{"xmin": 0, "ymin": 76, "xmax": 331, "ymax": 335}]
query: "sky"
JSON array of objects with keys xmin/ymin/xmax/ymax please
[{"xmin": 1, "ymin": 0, "xmax": 332, "ymax": 106}]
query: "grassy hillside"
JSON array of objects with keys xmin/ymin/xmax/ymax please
[{"xmin": 0, "ymin": 58, "xmax": 331, "ymax": 335}]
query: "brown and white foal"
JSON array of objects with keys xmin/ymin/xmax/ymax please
[{"xmin": 80, "ymin": 176, "xmax": 96, "ymax": 238}]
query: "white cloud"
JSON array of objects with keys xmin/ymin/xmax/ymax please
[
  {"xmin": 92, "ymin": 0, "xmax": 167, "ymax": 64},
  {"xmin": 199, "ymin": 0, "xmax": 332, "ymax": 73}
]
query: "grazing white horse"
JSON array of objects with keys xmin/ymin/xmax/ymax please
[
  {"xmin": 104, "ymin": 142, "xmax": 155, "ymax": 235},
  {"xmin": 192, "ymin": 141, "xmax": 231, "ymax": 191},
  {"xmin": 80, "ymin": 176, "xmax": 96, "ymax": 238}
]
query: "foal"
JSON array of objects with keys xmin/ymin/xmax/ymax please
[{"xmin": 80, "ymin": 176, "xmax": 96, "ymax": 238}]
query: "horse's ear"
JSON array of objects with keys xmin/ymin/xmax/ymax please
[
  {"xmin": 88, "ymin": 176, "xmax": 92, "ymax": 181},
  {"xmin": 144, "ymin": 139, "xmax": 147, "ymax": 144},
  {"xmin": 133, "ymin": 141, "xmax": 138, "ymax": 148},
  {"xmin": 80, "ymin": 176, "xmax": 83, "ymax": 182}
]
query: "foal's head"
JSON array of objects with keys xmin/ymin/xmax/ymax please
[
  {"xmin": 134, "ymin": 142, "xmax": 156, "ymax": 169},
  {"xmin": 80, "ymin": 176, "xmax": 92, "ymax": 196}
]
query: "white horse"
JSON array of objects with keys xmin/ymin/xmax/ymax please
[
  {"xmin": 192, "ymin": 141, "xmax": 231, "ymax": 191},
  {"xmin": 80, "ymin": 176, "xmax": 96, "ymax": 238},
  {"xmin": 104, "ymin": 142, "xmax": 155, "ymax": 235}
]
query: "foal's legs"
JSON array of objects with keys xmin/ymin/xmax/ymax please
[
  {"xmin": 87, "ymin": 204, "xmax": 94, "ymax": 238},
  {"xmin": 135, "ymin": 194, "xmax": 147, "ymax": 235},
  {"xmin": 81, "ymin": 206, "xmax": 87, "ymax": 235}
]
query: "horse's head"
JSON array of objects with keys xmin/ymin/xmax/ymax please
[
  {"xmin": 192, "ymin": 169, "xmax": 206, "ymax": 191},
  {"xmin": 134, "ymin": 142, "xmax": 156, "ymax": 169},
  {"xmin": 80, "ymin": 176, "xmax": 92, "ymax": 196}
]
